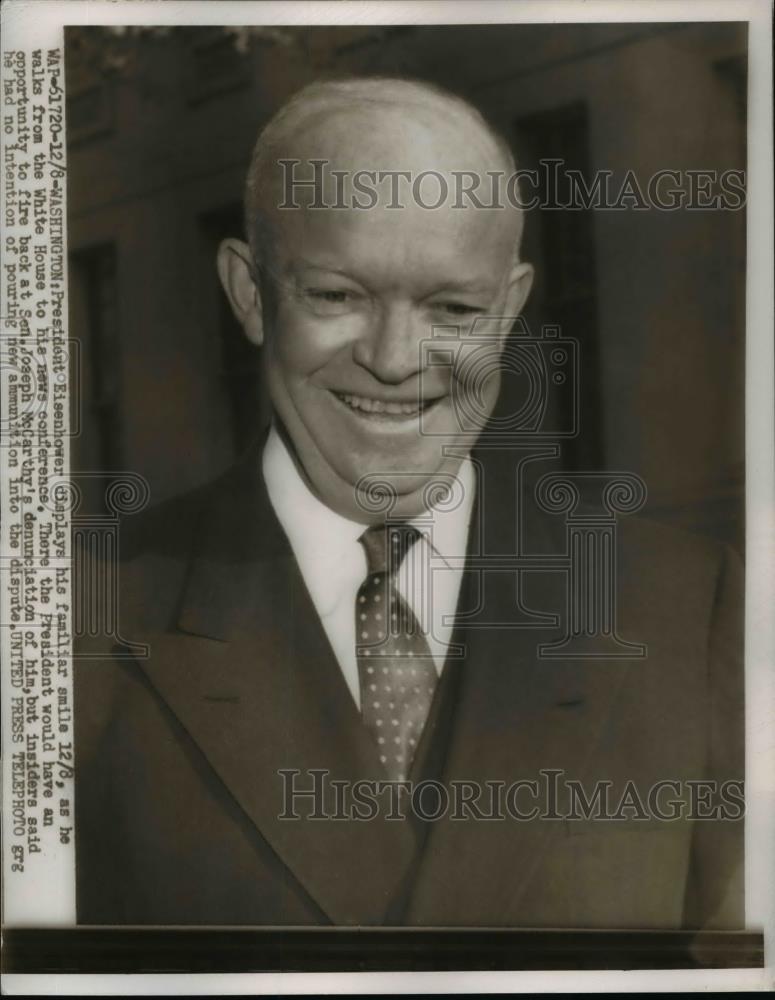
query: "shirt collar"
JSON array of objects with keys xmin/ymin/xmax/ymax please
[
  {"xmin": 406, "ymin": 458, "xmax": 475, "ymax": 570},
  {"xmin": 262, "ymin": 425, "xmax": 475, "ymax": 616}
]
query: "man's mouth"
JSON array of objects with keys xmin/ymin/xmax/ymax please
[{"xmin": 332, "ymin": 391, "xmax": 443, "ymax": 420}]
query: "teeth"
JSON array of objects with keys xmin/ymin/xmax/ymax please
[{"xmin": 338, "ymin": 392, "xmax": 425, "ymax": 416}]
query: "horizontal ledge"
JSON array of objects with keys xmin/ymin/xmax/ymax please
[{"xmin": 0, "ymin": 927, "xmax": 764, "ymax": 974}]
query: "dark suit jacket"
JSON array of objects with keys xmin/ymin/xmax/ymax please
[{"xmin": 74, "ymin": 442, "xmax": 744, "ymax": 928}]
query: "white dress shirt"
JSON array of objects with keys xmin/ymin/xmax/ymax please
[{"xmin": 262, "ymin": 426, "xmax": 476, "ymax": 708}]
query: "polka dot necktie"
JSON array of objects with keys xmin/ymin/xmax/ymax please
[{"xmin": 356, "ymin": 523, "xmax": 438, "ymax": 782}]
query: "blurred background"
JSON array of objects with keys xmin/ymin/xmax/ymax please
[{"xmin": 64, "ymin": 22, "xmax": 746, "ymax": 552}]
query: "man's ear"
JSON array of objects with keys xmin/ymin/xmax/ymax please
[
  {"xmin": 503, "ymin": 261, "xmax": 534, "ymax": 327},
  {"xmin": 216, "ymin": 238, "xmax": 264, "ymax": 346}
]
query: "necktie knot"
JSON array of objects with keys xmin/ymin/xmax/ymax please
[{"xmin": 359, "ymin": 523, "xmax": 421, "ymax": 577}]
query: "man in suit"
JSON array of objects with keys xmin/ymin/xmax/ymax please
[{"xmin": 75, "ymin": 78, "xmax": 744, "ymax": 928}]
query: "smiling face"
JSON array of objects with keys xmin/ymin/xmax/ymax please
[{"xmin": 219, "ymin": 99, "xmax": 532, "ymax": 522}]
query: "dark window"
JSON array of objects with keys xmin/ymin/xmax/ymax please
[
  {"xmin": 513, "ymin": 102, "xmax": 602, "ymax": 472},
  {"xmin": 65, "ymin": 84, "xmax": 115, "ymax": 146},
  {"xmin": 69, "ymin": 244, "xmax": 121, "ymax": 512},
  {"xmin": 714, "ymin": 54, "xmax": 747, "ymax": 137}
]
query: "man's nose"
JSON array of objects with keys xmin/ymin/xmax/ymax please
[{"xmin": 353, "ymin": 302, "xmax": 424, "ymax": 384}]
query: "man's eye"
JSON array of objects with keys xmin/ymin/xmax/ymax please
[
  {"xmin": 306, "ymin": 289, "xmax": 350, "ymax": 303},
  {"xmin": 438, "ymin": 302, "xmax": 484, "ymax": 316}
]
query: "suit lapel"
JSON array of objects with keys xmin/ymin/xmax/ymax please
[{"xmin": 134, "ymin": 444, "xmax": 417, "ymax": 925}]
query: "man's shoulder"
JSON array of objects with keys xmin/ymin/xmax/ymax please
[
  {"xmin": 479, "ymin": 451, "xmax": 737, "ymax": 587},
  {"xmin": 118, "ymin": 472, "xmax": 226, "ymax": 562},
  {"xmin": 74, "ymin": 458, "xmax": 260, "ymax": 642},
  {"xmin": 530, "ymin": 488, "xmax": 743, "ymax": 642},
  {"xmin": 615, "ymin": 513, "xmax": 743, "ymax": 657},
  {"xmin": 618, "ymin": 511, "xmax": 740, "ymax": 591}
]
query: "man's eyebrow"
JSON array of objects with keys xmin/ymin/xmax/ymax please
[
  {"xmin": 294, "ymin": 257, "xmax": 353, "ymax": 276},
  {"xmin": 293, "ymin": 258, "xmax": 497, "ymax": 295},
  {"xmin": 431, "ymin": 279, "xmax": 497, "ymax": 295}
]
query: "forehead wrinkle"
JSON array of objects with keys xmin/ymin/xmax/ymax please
[{"xmin": 263, "ymin": 185, "xmax": 521, "ymax": 300}]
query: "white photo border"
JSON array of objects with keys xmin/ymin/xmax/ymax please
[{"xmin": 1, "ymin": 0, "xmax": 772, "ymax": 994}]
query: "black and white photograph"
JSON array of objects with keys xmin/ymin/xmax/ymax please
[{"xmin": 1, "ymin": 0, "xmax": 773, "ymax": 992}]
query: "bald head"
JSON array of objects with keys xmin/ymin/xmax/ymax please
[{"xmin": 244, "ymin": 77, "xmax": 523, "ymax": 268}]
